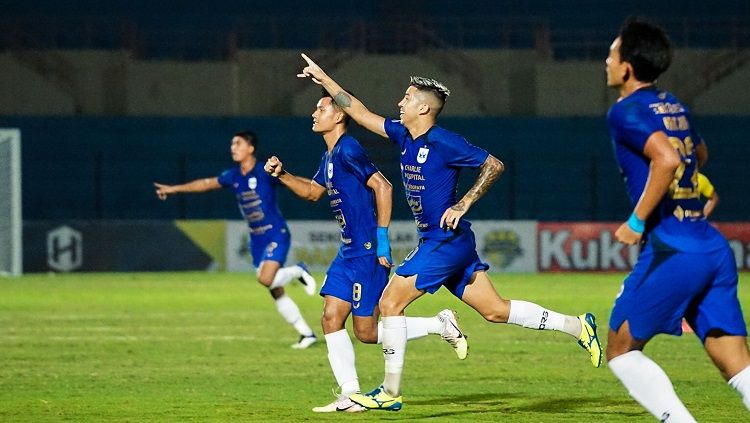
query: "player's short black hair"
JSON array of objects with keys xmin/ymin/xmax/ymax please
[
  {"xmin": 321, "ymin": 88, "xmax": 352, "ymax": 127},
  {"xmin": 409, "ymin": 76, "xmax": 450, "ymax": 115},
  {"xmin": 234, "ymin": 130, "xmax": 258, "ymax": 148},
  {"xmin": 618, "ymin": 16, "xmax": 673, "ymax": 82}
]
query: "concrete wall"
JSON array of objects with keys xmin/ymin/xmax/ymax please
[{"xmin": 1, "ymin": 48, "xmax": 748, "ymax": 117}]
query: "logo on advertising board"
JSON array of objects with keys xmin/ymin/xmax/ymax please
[
  {"xmin": 47, "ymin": 225, "xmax": 83, "ymax": 272},
  {"xmin": 538, "ymin": 223, "xmax": 639, "ymax": 272},
  {"xmin": 482, "ymin": 229, "xmax": 524, "ymax": 270}
]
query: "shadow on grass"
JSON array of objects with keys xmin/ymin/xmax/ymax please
[{"xmin": 371, "ymin": 393, "xmax": 646, "ymax": 420}]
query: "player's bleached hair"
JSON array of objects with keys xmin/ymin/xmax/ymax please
[
  {"xmin": 409, "ymin": 76, "xmax": 450, "ymax": 115},
  {"xmin": 409, "ymin": 76, "xmax": 450, "ymax": 102}
]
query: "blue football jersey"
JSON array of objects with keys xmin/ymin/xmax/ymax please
[
  {"xmin": 607, "ymin": 87, "xmax": 725, "ymax": 252},
  {"xmin": 384, "ymin": 119, "xmax": 489, "ymax": 239},
  {"xmin": 217, "ymin": 160, "xmax": 288, "ymax": 235},
  {"xmin": 313, "ymin": 134, "xmax": 379, "ymax": 258}
]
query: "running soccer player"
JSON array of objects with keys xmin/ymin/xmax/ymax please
[
  {"xmin": 265, "ymin": 90, "xmax": 468, "ymax": 413},
  {"xmin": 297, "ymin": 55, "xmax": 602, "ymax": 411},
  {"xmin": 154, "ymin": 130, "xmax": 319, "ymax": 349},
  {"xmin": 604, "ymin": 17, "xmax": 750, "ymax": 421}
]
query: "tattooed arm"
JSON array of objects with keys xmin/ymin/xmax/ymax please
[
  {"xmin": 440, "ymin": 155, "xmax": 505, "ymax": 229},
  {"xmin": 297, "ymin": 53, "xmax": 388, "ymax": 138}
]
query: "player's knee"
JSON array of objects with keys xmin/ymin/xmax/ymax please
[
  {"xmin": 354, "ymin": 327, "xmax": 378, "ymax": 344},
  {"xmin": 320, "ymin": 309, "xmax": 345, "ymax": 332},
  {"xmin": 378, "ymin": 298, "xmax": 403, "ymax": 316},
  {"xmin": 257, "ymin": 276, "xmax": 273, "ymax": 288}
]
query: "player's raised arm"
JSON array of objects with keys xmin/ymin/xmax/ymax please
[
  {"xmin": 153, "ymin": 178, "xmax": 221, "ymax": 200},
  {"xmin": 264, "ymin": 156, "xmax": 326, "ymax": 202},
  {"xmin": 366, "ymin": 171, "xmax": 394, "ymax": 267},
  {"xmin": 298, "ymin": 53, "xmax": 387, "ymax": 138},
  {"xmin": 440, "ymin": 155, "xmax": 504, "ymax": 230}
]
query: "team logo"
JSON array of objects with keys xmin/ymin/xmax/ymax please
[
  {"xmin": 364, "ymin": 242, "xmax": 372, "ymax": 250},
  {"xmin": 417, "ymin": 147, "xmax": 429, "ymax": 163},
  {"xmin": 482, "ymin": 229, "xmax": 523, "ymax": 269},
  {"xmin": 248, "ymin": 177, "xmax": 257, "ymax": 190},
  {"xmin": 327, "ymin": 162, "xmax": 334, "ymax": 179}
]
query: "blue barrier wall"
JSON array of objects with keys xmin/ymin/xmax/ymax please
[{"xmin": 2, "ymin": 116, "xmax": 748, "ymax": 221}]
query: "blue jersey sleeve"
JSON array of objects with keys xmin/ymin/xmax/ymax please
[
  {"xmin": 384, "ymin": 119, "xmax": 408, "ymax": 147},
  {"xmin": 609, "ymin": 102, "xmax": 660, "ymax": 152},
  {"xmin": 342, "ymin": 140, "xmax": 378, "ymax": 183},
  {"xmin": 217, "ymin": 168, "xmax": 234, "ymax": 187},
  {"xmin": 312, "ymin": 153, "xmax": 327, "ymax": 187},
  {"xmin": 432, "ymin": 130, "xmax": 489, "ymax": 168}
]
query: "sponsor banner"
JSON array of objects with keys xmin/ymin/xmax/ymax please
[
  {"xmin": 24, "ymin": 221, "xmax": 215, "ymax": 272},
  {"xmin": 715, "ymin": 223, "xmax": 750, "ymax": 271},
  {"xmin": 225, "ymin": 220, "xmax": 537, "ymax": 273},
  {"xmin": 538, "ymin": 222, "xmax": 750, "ymax": 272},
  {"xmin": 538, "ymin": 223, "xmax": 639, "ymax": 272}
]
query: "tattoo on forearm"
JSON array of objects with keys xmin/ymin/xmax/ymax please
[
  {"xmin": 466, "ymin": 158, "xmax": 504, "ymax": 203},
  {"xmin": 333, "ymin": 91, "xmax": 352, "ymax": 108},
  {"xmin": 451, "ymin": 200, "xmax": 466, "ymax": 212}
]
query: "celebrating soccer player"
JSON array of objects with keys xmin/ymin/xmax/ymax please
[
  {"xmin": 265, "ymin": 90, "xmax": 467, "ymax": 413},
  {"xmin": 604, "ymin": 17, "xmax": 750, "ymax": 421},
  {"xmin": 154, "ymin": 130, "xmax": 319, "ymax": 349},
  {"xmin": 297, "ymin": 54, "xmax": 602, "ymax": 411}
]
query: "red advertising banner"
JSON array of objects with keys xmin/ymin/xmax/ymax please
[{"xmin": 538, "ymin": 222, "xmax": 750, "ymax": 272}]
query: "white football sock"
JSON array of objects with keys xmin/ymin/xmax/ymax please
[
  {"xmin": 325, "ymin": 329, "xmax": 360, "ymax": 395},
  {"xmin": 376, "ymin": 316, "xmax": 442, "ymax": 343},
  {"xmin": 274, "ymin": 295, "xmax": 314, "ymax": 337},
  {"xmin": 728, "ymin": 365, "xmax": 750, "ymax": 410},
  {"xmin": 609, "ymin": 350, "xmax": 696, "ymax": 422},
  {"xmin": 507, "ymin": 300, "xmax": 580, "ymax": 337},
  {"xmin": 267, "ymin": 265, "xmax": 304, "ymax": 290},
  {"xmin": 382, "ymin": 316, "xmax": 407, "ymax": 397}
]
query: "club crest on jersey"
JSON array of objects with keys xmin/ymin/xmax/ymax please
[
  {"xmin": 248, "ymin": 177, "xmax": 257, "ymax": 190},
  {"xmin": 417, "ymin": 147, "xmax": 429, "ymax": 163},
  {"xmin": 327, "ymin": 162, "xmax": 334, "ymax": 179}
]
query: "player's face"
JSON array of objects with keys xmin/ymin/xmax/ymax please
[
  {"xmin": 397, "ymin": 86, "xmax": 421, "ymax": 125},
  {"xmin": 606, "ymin": 37, "xmax": 627, "ymax": 88},
  {"xmin": 230, "ymin": 136, "xmax": 253, "ymax": 162},
  {"xmin": 311, "ymin": 97, "xmax": 339, "ymax": 133}
]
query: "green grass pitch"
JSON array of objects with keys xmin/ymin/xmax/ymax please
[{"xmin": 1, "ymin": 272, "xmax": 748, "ymax": 422}]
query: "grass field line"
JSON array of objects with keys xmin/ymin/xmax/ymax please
[
  {"xmin": 0, "ymin": 334, "xmax": 258, "ymax": 342},
  {"xmin": 0, "ymin": 310, "xmax": 258, "ymax": 322}
]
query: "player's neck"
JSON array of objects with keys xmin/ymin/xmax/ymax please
[
  {"xmin": 406, "ymin": 119, "xmax": 435, "ymax": 140},
  {"xmin": 619, "ymin": 80, "xmax": 655, "ymax": 99},
  {"xmin": 322, "ymin": 127, "xmax": 346, "ymax": 152},
  {"xmin": 239, "ymin": 156, "xmax": 256, "ymax": 174}
]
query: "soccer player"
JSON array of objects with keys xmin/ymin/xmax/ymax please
[
  {"xmin": 697, "ymin": 172, "xmax": 720, "ymax": 218},
  {"xmin": 154, "ymin": 130, "xmax": 319, "ymax": 349},
  {"xmin": 297, "ymin": 55, "xmax": 602, "ymax": 411},
  {"xmin": 604, "ymin": 17, "xmax": 750, "ymax": 421},
  {"xmin": 264, "ymin": 90, "xmax": 467, "ymax": 413}
]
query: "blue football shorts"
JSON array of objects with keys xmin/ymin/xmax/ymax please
[
  {"xmin": 249, "ymin": 228, "xmax": 291, "ymax": 269},
  {"xmin": 610, "ymin": 242, "xmax": 746, "ymax": 342},
  {"xmin": 319, "ymin": 253, "xmax": 389, "ymax": 317},
  {"xmin": 395, "ymin": 227, "xmax": 489, "ymax": 299}
]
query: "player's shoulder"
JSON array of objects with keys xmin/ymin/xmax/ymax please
[
  {"xmin": 425, "ymin": 125, "xmax": 467, "ymax": 146},
  {"xmin": 219, "ymin": 166, "xmax": 240, "ymax": 178}
]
